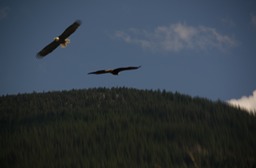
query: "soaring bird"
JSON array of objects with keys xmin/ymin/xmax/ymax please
[
  {"xmin": 37, "ymin": 20, "xmax": 81, "ymax": 58},
  {"xmin": 88, "ymin": 66, "xmax": 141, "ymax": 75}
]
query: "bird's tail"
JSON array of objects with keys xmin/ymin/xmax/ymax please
[{"xmin": 60, "ymin": 38, "xmax": 70, "ymax": 48}]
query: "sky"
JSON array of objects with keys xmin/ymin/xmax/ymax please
[{"xmin": 0, "ymin": 0, "xmax": 256, "ymax": 112}]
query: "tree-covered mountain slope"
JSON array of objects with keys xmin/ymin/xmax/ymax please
[{"xmin": 1, "ymin": 87, "xmax": 256, "ymax": 168}]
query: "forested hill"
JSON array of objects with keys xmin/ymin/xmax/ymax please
[{"xmin": 1, "ymin": 87, "xmax": 256, "ymax": 168}]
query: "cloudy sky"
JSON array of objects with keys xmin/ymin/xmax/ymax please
[{"xmin": 0, "ymin": 0, "xmax": 255, "ymax": 112}]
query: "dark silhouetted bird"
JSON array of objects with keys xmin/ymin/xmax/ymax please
[
  {"xmin": 88, "ymin": 66, "xmax": 141, "ymax": 75},
  {"xmin": 37, "ymin": 20, "xmax": 81, "ymax": 58}
]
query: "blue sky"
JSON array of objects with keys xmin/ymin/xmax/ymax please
[{"xmin": 0, "ymin": 0, "xmax": 256, "ymax": 111}]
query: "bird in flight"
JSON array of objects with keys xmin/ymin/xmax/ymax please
[
  {"xmin": 88, "ymin": 66, "xmax": 141, "ymax": 75},
  {"xmin": 37, "ymin": 20, "xmax": 81, "ymax": 58}
]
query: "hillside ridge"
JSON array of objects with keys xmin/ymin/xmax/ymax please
[{"xmin": 1, "ymin": 87, "xmax": 256, "ymax": 167}]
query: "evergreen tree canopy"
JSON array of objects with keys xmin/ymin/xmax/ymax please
[{"xmin": 1, "ymin": 87, "xmax": 256, "ymax": 168}]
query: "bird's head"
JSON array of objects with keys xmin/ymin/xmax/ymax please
[{"xmin": 54, "ymin": 37, "xmax": 60, "ymax": 41}]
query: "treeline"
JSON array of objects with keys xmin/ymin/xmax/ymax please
[{"xmin": 0, "ymin": 87, "xmax": 256, "ymax": 168}]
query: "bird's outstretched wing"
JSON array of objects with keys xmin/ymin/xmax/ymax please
[
  {"xmin": 112, "ymin": 66, "xmax": 141, "ymax": 74},
  {"xmin": 59, "ymin": 20, "xmax": 81, "ymax": 39},
  {"xmin": 88, "ymin": 69, "xmax": 112, "ymax": 75},
  {"xmin": 37, "ymin": 40, "xmax": 60, "ymax": 58}
]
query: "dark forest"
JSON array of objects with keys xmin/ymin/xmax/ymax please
[{"xmin": 1, "ymin": 87, "xmax": 255, "ymax": 168}]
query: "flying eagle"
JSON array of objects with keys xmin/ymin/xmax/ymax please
[
  {"xmin": 88, "ymin": 66, "xmax": 141, "ymax": 75},
  {"xmin": 37, "ymin": 20, "xmax": 81, "ymax": 58}
]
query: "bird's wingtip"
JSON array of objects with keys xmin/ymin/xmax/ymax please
[
  {"xmin": 75, "ymin": 20, "xmax": 82, "ymax": 25},
  {"xmin": 36, "ymin": 53, "xmax": 44, "ymax": 59}
]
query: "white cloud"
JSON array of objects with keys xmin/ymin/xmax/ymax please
[
  {"xmin": 115, "ymin": 23, "xmax": 237, "ymax": 52},
  {"xmin": 251, "ymin": 14, "xmax": 256, "ymax": 28},
  {"xmin": 227, "ymin": 90, "xmax": 256, "ymax": 114},
  {"xmin": 0, "ymin": 7, "xmax": 9, "ymax": 20}
]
